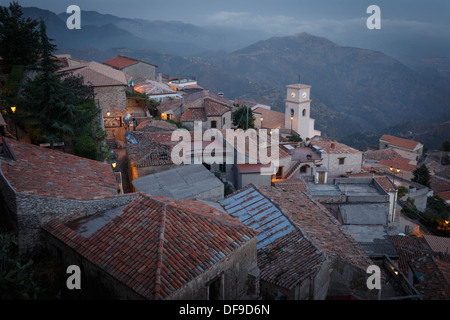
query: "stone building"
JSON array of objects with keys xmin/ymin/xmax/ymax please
[
  {"xmin": 58, "ymin": 61, "xmax": 129, "ymax": 144},
  {"xmin": 157, "ymin": 90, "xmax": 234, "ymax": 130},
  {"xmin": 103, "ymin": 55, "xmax": 158, "ymax": 80},
  {"xmin": 284, "ymin": 84, "xmax": 321, "ymax": 140},
  {"xmin": 0, "ymin": 137, "xmax": 125, "ymax": 253},
  {"xmin": 42, "ymin": 193, "xmax": 259, "ymax": 300},
  {"xmin": 379, "ymin": 135, "xmax": 424, "ymax": 160},
  {"xmin": 310, "ymin": 140, "xmax": 363, "ymax": 178}
]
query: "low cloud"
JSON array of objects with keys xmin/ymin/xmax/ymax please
[{"xmin": 202, "ymin": 11, "xmax": 450, "ymax": 41}]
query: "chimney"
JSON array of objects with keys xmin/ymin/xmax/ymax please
[
  {"xmin": 331, "ymin": 143, "xmax": 335, "ymax": 149},
  {"xmin": 158, "ymin": 73, "xmax": 162, "ymax": 83}
]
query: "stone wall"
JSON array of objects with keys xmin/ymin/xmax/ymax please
[
  {"xmin": 327, "ymin": 258, "xmax": 380, "ymax": 300},
  {"xmin": 322, "ymin": 152, "xmax": 363, "ymax": 177},
  {"xmin": 43, "ymin": 232, "xmax": 144, "ymax": 299},
  {"xmin": 96, "ymin": 86, "xmax": 128, "ymax": 116},
  {"xmin": 0, "ymin": 168, "xmax": 139, "ymax": 254},
  {"xmin": 167, "ymin": 237, "xmax": 259, "ymax": 300}
]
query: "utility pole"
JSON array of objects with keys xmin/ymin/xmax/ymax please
[{"xmin": 246, "ymin": 105, "xmax": 248, "ymax": 130}]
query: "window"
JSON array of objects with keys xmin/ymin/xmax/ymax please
[
  {"xmin": 219, "ymin": 163, "xmax": 226, "ymax": 173},
  {"xmin": 207, "ymin": 276, "xmax": 223, "ymax": 300},
  {"xmin": 338, "ymin": 157, "xmax": 345, "ymax": 165},
  {"xmin": 211, "ymin": 120, "xmax": 217, "ymax": 128},
  {"xmin": 223, "ymin": 117, "xmax": 226, "ymax": 125},
  {"xmin": 302, "ymin": 109, "xmax": 306, "ymax": 117},
  {"xmin": 290, "ymin": 109, "xmax": 294, "ymax": 117}
]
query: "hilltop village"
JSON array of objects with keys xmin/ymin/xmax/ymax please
[{"xmin": 0, "ymin": 50, "xmax": 449, "ymax": 300}]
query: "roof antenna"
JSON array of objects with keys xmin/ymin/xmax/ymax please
[{"xmin": 298, "ymin": 74, "xmax": 301, "ymax": 85}]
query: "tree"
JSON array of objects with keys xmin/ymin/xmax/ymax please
[
  {"xmin": 232, "ymin": 104, "xmax": 255, "ymax": 129},
  {"xmin": 288, "ymin": 133, "xmax": 302, "ymax": 142},
  {"xmin": 0, "ymin": 1, "xmax": 40, "ymax": 66},
  {"xmin": 0, "ymin": 233, "xmax": 43, "ymax": 299},
  {"xmin": 20, "ymin": 20, "xmax": 96, "ymax": 148},
  {"xmin": 411, "ymin": 164, "xmax": 431, "ymax": 187}
]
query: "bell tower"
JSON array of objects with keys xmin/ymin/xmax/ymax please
[{"xmin": 284, "ymin": 83, "xmax": 320, "ymax": 140}]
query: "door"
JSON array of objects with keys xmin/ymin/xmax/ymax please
[{"xmin": 318, "ymin": 172, "xmax": 325, "ymax": 184}]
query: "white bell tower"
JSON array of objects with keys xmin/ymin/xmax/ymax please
[{"xmin": 284, "ymin": 83, "xmax": 320, "ymax": 140}]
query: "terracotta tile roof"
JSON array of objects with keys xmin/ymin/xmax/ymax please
[
  {"xmin": 390, "ymin": 235, "xmax": 434, "ymax": 275},
  {"xmin": 180, "ymin": 108, "xmax": 206, "ymax": 122},
  {"xmin": 254, "ymin": 107, "xmax": 285, "ymax": 129},
  {"xmin": 437, "ymin": 191, "xmax": 450, "ymax": 201},
  {"xmin": 103, "ymin": 56, "xmax": 138, "ymax": 69},
  {"xmin": 157, "ymin": 98, "xmax": 182, "ymax": 114},
  {"xmin": 378, "ymin": 158, "xmax": 418, "ymax": 173},
  {"xmin": 59, "ymin": 61, "xmax": 127, "ymax": 87},
  {"xmin": 136, "ymin": 119, "xmax": 178, "ymax": 132},
  {"xmin": 364, "ymin": 148, "xmax": 403, "ymax": 161},
  {"xmin": 134, "ymin": 79, "xmax": 176, "ymax": 95},
  {"xmin": 258, "ymin": 230, "xmax": 324, "ymax": 290},
  {"xmin": 42, "ymin": 193, "xmax": 257, "ymax": 300},
  {"xmin": 408, "ymin": 255, "xmax": 450, "ymax": 300},
  {"xmin": 183, "ymin": 90, "xmax": 233, "ymax": 107},
  {"xmin": 423, "ymin": 235, "xmax": 450, "ymax": 254},
  {"xmin": 203, "ymin": 99, "xmax": 232, "ymax": 117},
  {"xmin": 0, "ymin": 138, "xmax": 118, "ymax": 200},
  {"xmin": 272, "ymin": 179, "xmax": 308, "ymax": 192},
  {"xmin": 311, "ymin": 141, "xmax": 361, "ymax": 155},
  {"xmin": 103, "ymin": 55, "xmax": 157, "ymax": 70},
  {"xmin": 380, "ymin": 134, "xmax": 422, "ymax": 151},
  {"xmin": 126, "ymin": 141, "xmax": 173, "ymax": 167},
  {"xmin": 430, "ymin": 175, "xmax": 450, "ymax": 193}
]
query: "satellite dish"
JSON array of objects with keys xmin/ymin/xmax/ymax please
[{"xmin": 123, "ymin": 113, "xmax": 132, "ymax": 123}]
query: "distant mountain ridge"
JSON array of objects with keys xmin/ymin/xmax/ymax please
[
  {"xmin": 20, "ymin": 7, "xmax": 450, "ymax": 149},
  {"xmin": 22, "ymin": 7, "xmax": 269, "ymax": 56}
]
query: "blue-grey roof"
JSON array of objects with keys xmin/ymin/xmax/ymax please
[{"xmin": 219, "ymin": 186, "xmax": 297, "ymax": 249}]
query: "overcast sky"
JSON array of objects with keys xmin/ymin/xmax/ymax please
[
  {"xmin": 2, "ymin": 0, "xmax": 450, "ymax": 57},
  {"xmin": 3, "ymin": 0, "xmax": 449, "ymax": 32}
]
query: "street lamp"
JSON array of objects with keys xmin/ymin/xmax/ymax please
[
  {"xmin": 10, "ymin": 106, "xmax": 18, "ymax": 140},
  {"xmin": 260, "ymin": 117, "xmax": 263, "ymax": 128},
  {"xmin": 390, "ymin": 166, "xmax": 400, "ymax": 185},
  {"xmin": 106, "ymin": 111, "xmax": 111, "ymax": 117},
  {"xmin": 111, "ymin": 161, "xmax": 117, "ymax": 170}
]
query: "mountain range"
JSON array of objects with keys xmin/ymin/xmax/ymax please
[{"xmin": 21, "ymin": 6, "xmax": 450, "ymax": 150}]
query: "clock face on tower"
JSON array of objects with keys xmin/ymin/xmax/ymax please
[
  {"xmin": 302, "ymin": 92, "xmax": 307, "ymax": 99},
  {"xmin": 291, "ymin": 92, "xmax": 296, "ymax": 98}
]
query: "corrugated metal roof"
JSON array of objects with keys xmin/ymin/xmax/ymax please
[{"xmin": 219, "ymin": 186, "xmax": 297, "ymax": 249}]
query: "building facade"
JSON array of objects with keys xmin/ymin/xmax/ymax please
[{"xmin": 285, "ymin": 84, "xmax": 321, "ymax": 140}]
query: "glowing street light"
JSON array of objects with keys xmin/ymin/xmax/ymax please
[
  {"xmin": 390, "ymin": 166, "xmax": 400, "ymax": 185},
  {"xmin": 10, "ymin": 106, "xmax": 18, "ymax": 140}
]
